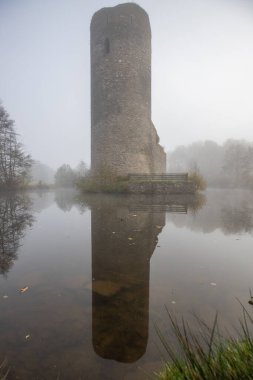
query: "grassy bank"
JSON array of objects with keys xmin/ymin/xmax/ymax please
[
  {"xmin": 77, "ymin": 176, "xmax": 129, "ymax": 193},
  {"xmin": 155, "ymin": 304, "xmax": 253, "ymax": 380},
  {"xmin": 77, "ymin": 170, "xmax": 206, "ymax": 194},
  {"xmin": 75, "ymin": 165, "xmax": 129, "ymax": 193}
]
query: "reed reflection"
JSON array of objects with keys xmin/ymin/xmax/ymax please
[
  {"xmin": 54, "ymin": 189, "xmax": 87, "ymax": 213},
  {"xmin": 0, "ymin": 194, "xmax": 34, "ymax": 275}
]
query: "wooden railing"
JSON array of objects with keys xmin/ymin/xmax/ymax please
[
  {"xmin": 129, "ymin": 204, "xmax": 187, "ymax": 213},
  {"xmin": 128, "ymin": 173, "xmax": 188, "ymax": 182}
]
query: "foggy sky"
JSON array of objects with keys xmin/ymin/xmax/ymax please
[{"xmin": 0, "ymin": 0, "xmax": 253, "ymax": 169}]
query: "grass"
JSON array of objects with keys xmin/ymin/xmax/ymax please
[
  {"xmin": 77, "ymin": 177, "xmax": 129, "ymax": 193},
  {"xmin": 154, "ymin": 302, "xmax": 253, "ymax": 380},
  {"xmin": 0, "ymin": 360, "xmax": 9, "ymax": 380},
  {"xmin": 76, "ymin": 165, "xmax": 131, "ymax": 193}
]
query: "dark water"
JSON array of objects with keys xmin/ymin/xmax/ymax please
[{"xmin": 0, "ymin": 189, "xmax": 253, "ymax": 379}]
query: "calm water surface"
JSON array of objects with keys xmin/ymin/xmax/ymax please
[{"xmin": 0, "ymin": 189, "xmax": 253, "ymax": 379}]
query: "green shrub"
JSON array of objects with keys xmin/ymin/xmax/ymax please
[
  {"xmin": 76, "ymin": 164, "xmax": 129, "ymax": 193},
  {"xmin": 188, "ymin": 171, "xmax": 207, "ymax": 191}
]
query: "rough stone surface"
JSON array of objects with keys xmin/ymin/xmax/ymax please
[
  {"xmin": 90, "ymin": 3, "xmax": 166, "ymax": 175},
  {"xmin": 127, "ymin": 181, "xmax": 197, "ymax": 194}
]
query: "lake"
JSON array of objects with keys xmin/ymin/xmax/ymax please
[{"xmin": 0, "ymin": 189, "xmax": 253, "ymax": 379}]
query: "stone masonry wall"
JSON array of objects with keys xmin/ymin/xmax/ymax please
[
  {"xmin": 127, "ymin": 181, "xmax": 197, "ymax": 194},
  {"xmin": 90, "ymin": 3, "xmax": 166, "ymax": 176}
]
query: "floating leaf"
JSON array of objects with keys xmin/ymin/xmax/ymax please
[
  {"xmin": 210, "ymin": 282, "xmax": 217, "ymax": 286},
  {"xmin": 19, "ymin": 286, "xmax": 29, "ymax": 293},
  {"xmin": 3, "ymin": 295, "xmax": 8, "ymax": 299},
  {"xmin": 128, "ymin": 237, "xmax": 133, "ymax": 240},
  {"xmin": 25, "ymin": 334, "xmax": 30, "ymax": 340}
]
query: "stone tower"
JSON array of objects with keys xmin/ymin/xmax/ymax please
[{"xmin": 90, "ymin": 3, "xmax": 166, "ymax": 175}]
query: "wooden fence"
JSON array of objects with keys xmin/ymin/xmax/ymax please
[
  {"xmin": 129, "ymin": 204, "xmax": 187, "ymax": 213},
  {"xmin": 128, "ymin": 173, "xmax": 188, "ymax": 182}
]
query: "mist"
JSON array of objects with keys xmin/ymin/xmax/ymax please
[
  {"xmin": 1, "ymin": 0, "xmax": 253, "ymax": 170},
  {"xmin": 167, "ymin": 139, "xmax": 253, "ymax": 188}
]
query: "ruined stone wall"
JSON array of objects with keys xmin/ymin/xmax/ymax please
[
  {"xmin": 127, "ymin": 181, "xmax": 197, "ymax": 194},
  {"xmin": 90, "ymin": 3, "xmax": 166, "ymax": 175}
]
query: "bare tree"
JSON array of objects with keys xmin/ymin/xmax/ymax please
[
  {"xmin": 223, "ymin": 140, "xmax": 253, "ymax": 187},
  {"xmin": 76, "ymin": 160, "xmax": 88, "ymax": 179},
  {"xmin": 54, "ymin": 164, "xmax": 77, "ymax": 187},
  {"xmin": 0, "ymin": 103, "xmax": 32, "ymax": 188}
]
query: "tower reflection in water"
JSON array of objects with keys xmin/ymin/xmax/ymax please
[{"xmin": 90, "ymin": 196, "xmax": 166, "ymax": 363}]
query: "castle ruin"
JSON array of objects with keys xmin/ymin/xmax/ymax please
[{"xmin": 90, "ymin": 3, "xmax": 166, "ymax": 176}]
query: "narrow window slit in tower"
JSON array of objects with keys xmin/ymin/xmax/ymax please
[{"xmin": 105, "ymin": 38, "xmax": 110, "ymax": 54}]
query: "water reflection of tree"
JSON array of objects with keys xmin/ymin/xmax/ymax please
[
  {"xmin": 0, "ymin": 194, "xmax": 34, "ymax": 275},
  {"xmin": 54, "ymin": 189, "xmax": 87, "ymax": 213},
  {"xmin": 221, "ymin": 204, "xmax": 253, "ymax": 234},
  {"xmin": 187, "ymin": 193, "xmax": 206, "ymax": 214},
  {"xmin": 170, "ymin": 190, "xmax": 253, "ymax": 235}
]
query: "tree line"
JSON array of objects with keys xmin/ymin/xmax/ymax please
[
  {"xmin": 54, "ymin": 161, "xmax": 88, "ymax": 187},
  {"xmin": 2, "ymin": 100, "xmax": 252, "ymax": 190},
  {"xmin": 167, "ymin": 140, "xmax": 253, "ymax": 188}
]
